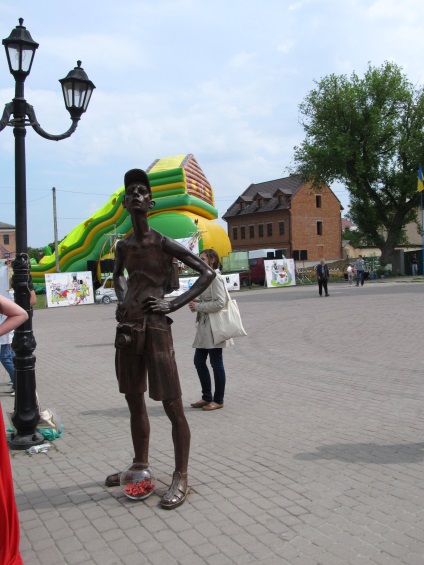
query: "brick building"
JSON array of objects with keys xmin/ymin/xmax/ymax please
[
  {"xmin": 0, "ymin": 221, "xmax": 15, "ymax": 260},
  {"xmin": 223, "ymin": 176, "xmax": 343, "ymax": 262},
  {"xmin": 0, "ymin": 222, "xmax": 16, "ymax": 259}
]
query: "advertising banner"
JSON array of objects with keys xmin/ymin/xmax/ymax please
[
  {"xmin": 166, "ymin": 272, "xmax": 241, "ymax": 297},
  {"xmin": 45, "ymin": 272, "xmax": 94, "ymax": 307},
  {"xmin": 264, "ymin": 258, "xmax": 296, "ymax": 288},
  {"xmin": 176, "ymin": 236, "xmax": 199, "ymax": 256}
]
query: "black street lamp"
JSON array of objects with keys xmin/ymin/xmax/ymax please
[{"xmin": 0, "ymin": 19, "xmax": 95, "ymax": 449}]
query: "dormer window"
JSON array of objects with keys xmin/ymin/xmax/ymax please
[
  {"xmin": 257, "ymin": 198, "xmax": 263, "ymax": 208},
  {"xmin": 240, "ymin": 201, "xmax": 244, "ymax": 211},
  {"xmin": 278, "ymin": 195, "xmax": 283, "ymax": 205}
]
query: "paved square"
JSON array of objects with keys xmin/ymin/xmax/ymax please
[{"xmin": 2, "ymin": 279, "xmax": 424, "ymax": 564}]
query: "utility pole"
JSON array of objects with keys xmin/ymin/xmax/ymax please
[{"xmin": 52, "ymin": 187, "xmax": 60, "ymax": 273}]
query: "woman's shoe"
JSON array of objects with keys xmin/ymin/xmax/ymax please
[
  {"xmin": 202, "ymin": 402, "xmax": 224, "ymax": 411},
  {"xmin": 190, "ymin": 400, "xmax": 210, "ymax": 408}
]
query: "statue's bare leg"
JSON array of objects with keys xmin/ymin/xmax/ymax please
[
  {"xmin": 126, "ymin": 392, "xmax": 150, "ymax": 465},
  {"xmin": 105, "ymin": 392, "xmax": 150, "ymax": 486},
  {"xmin": 160, "ymin": 397, "xmax": 190, "ymax": 509}
]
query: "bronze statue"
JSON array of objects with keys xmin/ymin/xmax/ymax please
[{"xmin": 105, "ymin": 169, "xmax": 215, "ymax": 509}]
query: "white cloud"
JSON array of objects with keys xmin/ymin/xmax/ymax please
[
  {"xmin": 0, "ymin": 0, "xmax": 422, "ymax": 246},
  {"xmin": 37, "ymin": 34, "xmax": 150, "ymax": 72},
  {"xmin": 277, "ymin": 40, "xmax": 294, "ymax": 54},
  {"xmin": 229, "ymin": 52, "xmax": 258, "ymax": 69}
]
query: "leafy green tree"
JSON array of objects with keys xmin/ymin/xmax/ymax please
[
  {"xmin": 292, "ymin": 62, "xmax": 424, "ymax": 264},
  {"xmin": 27, "ymin": 247, "xmax": 44, "ymax": 263},
  {"xmin": 342, "ymin": 227, "xmax": 363, "ymax": 248}
]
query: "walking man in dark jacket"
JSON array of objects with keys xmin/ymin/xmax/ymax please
[{"xmin": 316, "ymin": 258, "xmax": 330, "ymax": 297}]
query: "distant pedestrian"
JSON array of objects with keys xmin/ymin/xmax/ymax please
[
  {"xmin": 347, "ymin": 264, "xmax": 354, "ymax": 286},
  {"xmin": 355, "ymin": 255, "xmax": 365, "ymax": 286},
  {"xmin": 411, "ymin": 254, "xmax": 418, "ymax": 277},
  {"xmin": 316, "ymin": 258, "xmax": 330, "ymax": 297}
]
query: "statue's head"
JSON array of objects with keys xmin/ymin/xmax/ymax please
[
  {"xmin": 123, "ymin": 169, "xmax": 155, "ymax": 211},
  {"xmin": 124, "ymin": 169, "xmax": 151, "ymax": 194}
]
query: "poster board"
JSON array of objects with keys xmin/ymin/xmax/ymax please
[
  {"xmin": 264, "ymin": 258, "xmax": 296, "ymax": 288},
  {"xmin": 45, "ymin": 272, "xmax": 94, "ymax": 307},
  {"xmin": 166, "ymin": 272, "xmax": 240, "ymax": 297},
  {"xmin": 176, "ymin": 237, "xmax": 199, "ymax": 255}
]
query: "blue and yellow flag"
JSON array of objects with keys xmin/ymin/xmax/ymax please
[{"xmin": 418, "ymin": 164, "xmax": 424, "ymax": 192}]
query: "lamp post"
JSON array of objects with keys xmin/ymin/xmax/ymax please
[{"xmin": 0, "ymin": 19, "xmax": 95, "ymax": 449}]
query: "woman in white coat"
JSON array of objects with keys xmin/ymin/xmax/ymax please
[{"xmin": 188, "ymin": 249, "xmax": 231, "ymax": 411}]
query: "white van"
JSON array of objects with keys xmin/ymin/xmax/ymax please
[{"xmin": 95, "ymin": 276, "xmax": 117, "ymax": 304}]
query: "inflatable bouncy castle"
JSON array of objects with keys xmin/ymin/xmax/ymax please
[{"xmin": 30, "ymin": 154, "xmax": 231, "ymax": 287}]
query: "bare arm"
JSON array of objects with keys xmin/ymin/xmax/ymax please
[
  {"xmin": 143, "ymin": 238, "xmax": 215, "ymax": 314},
  {"xmin": 0, "ymin": 296, "xmax": 28, "ymax": 337}
]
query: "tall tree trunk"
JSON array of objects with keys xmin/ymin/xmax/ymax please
[{"xmin": 379, "ymin": 231, "xmax": 398, "ymax": 265}]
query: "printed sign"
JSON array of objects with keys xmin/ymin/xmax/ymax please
[
  {"xmin": 45, "ymin": 272, "xmax": 94, "ymax": 307},
  {"xmin": 264, "ymin": 259, "xmax": 296, "ymax": 288}
]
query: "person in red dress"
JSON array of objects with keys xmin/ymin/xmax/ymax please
[{"xmin": 0, "ymin": 295, "xmax": 28, "ymax": 565}]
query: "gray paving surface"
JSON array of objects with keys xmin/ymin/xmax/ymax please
[{"xmin": 2, "ymin": 278, "xmax": 424, "ymax": 565}]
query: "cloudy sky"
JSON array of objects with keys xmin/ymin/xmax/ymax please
[{"xmin": 0, "ymin": 0, "xmax": 423, "ymax": 247}]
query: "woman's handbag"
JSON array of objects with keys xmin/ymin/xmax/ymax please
[{"xmin": 209, "ymin": 281, "xmax": 247, "ymax": 345}]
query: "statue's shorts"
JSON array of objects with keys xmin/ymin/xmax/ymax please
[{"xmin": 115, "ymin": 316, "xmax": 181, "ymax": 401}]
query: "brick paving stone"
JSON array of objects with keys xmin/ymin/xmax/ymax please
[
  {"xmin": 121, "ymin": 553, "xmax": 149, "ymax": 565},
  {"xmin": 90, "ymin": 548, "xmax": 123, "ymax": 565},
  {"xmin": 349, "ymin": 558, "xmax": 373, "ymax": 565},
  {"xmin": 4, "ymin": 280, "xmax": 424, "ymax": 565},
  {"xmin": 173, "ymin": 554, "xmax": 208, "ymax": 565},
  {"xmin": 65, "ymin": 550, "xmax": 93, "ymax": 565},
  {"xmin": 178, "ymin": 528, "xmax": 208, "ymax": 547},
  {"xmin": 55, "ymin": 536, "xmax": 84, "ymax": 555},
  {"xmin": 146, "ymin": 550, "xmax": 178, "ymax": 565},
  {"xmin": 205, "ymin": 554, "xmax": 234, "ymax": 565},
  {"xmin": 108, "ymin": 537, "xmax": 138, "ymax": 557},
  {"xmin": 193, "ymin": 542, "xmax": 219, "ymax": 558}
]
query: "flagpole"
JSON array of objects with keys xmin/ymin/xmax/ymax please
[{"xmin": 422, "ymin": 191, "xmax": 424, "ymax": 276}]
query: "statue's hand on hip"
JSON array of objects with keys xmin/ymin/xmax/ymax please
[{"xmin": 142, "ymin": 296, "xmax": 171, "ymax": 314}]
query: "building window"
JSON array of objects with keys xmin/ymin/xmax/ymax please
[
  {"xmin": 257, "ymin": 198, "xmax": 263, "ymax": 208},
  {"xmin": 258, "ymin": 224, "xmax": 264, "ymax": 238},
  {"xmin": 232, "ymin": 227, "xmax": 238, "ymax": 240},
  {"xmin": 249, "ymin": 225, "xmax": 254, "ymax": 238},
  {"xmin": 240, "ymin": 226, "xmax": 246, "ymax": 240},
  {"xmin": 239, "ymin": 202, "xmax": 244, "ymax": 211},
  {"xmin": 267, "ymin": 223, "xmax": 272, "ymax": 237},
  {"xmin": 3, "ymin": 235, "xmax": 9, "ymax": 245},
  {"xmin": 317, "ymin": 221, "xmax": 323, "ymax": 236},
  {"xmin": 277, "ymin": 195, "xmax": 283, "ymax": 206},
  {"xmin": 279, "ymin": 222, "xmax": 285, "ymax": 236},
  {"xmin": 316, "ymin": 195, "xmax": 322, "ymax": 208}
]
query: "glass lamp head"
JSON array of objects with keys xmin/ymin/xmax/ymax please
[
  {"xmin": 59, "ymin": 61, "xmax": 95, "ymax": 119},
  {"xmin": 2, "ymin": 18, "xmax": 38, "ymax": 80}
]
